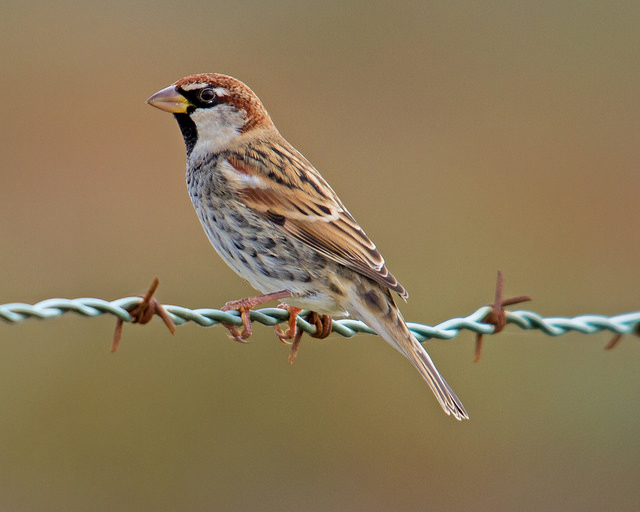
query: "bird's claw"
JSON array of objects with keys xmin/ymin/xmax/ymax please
[
  {"xmin": 273, "ymin": 307, "xmax": 333, "ymax": 364},
  {"xmin": 274, "ymin": 304, "xmax": 302, "ymax": 344},
  {"xmin": 220, "ymin": 290, "xmax": 291, "ymax": 343},
  {"xmin": 221, "ymin": 298, "xmax": 257, "ymax": 343}
]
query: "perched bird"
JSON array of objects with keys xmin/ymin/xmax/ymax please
[{"xmin": 147, "ymin": 73, "xmax": 468, "ymax": 420}]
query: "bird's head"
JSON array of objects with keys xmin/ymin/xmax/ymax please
[{"xmin": 147, "ymin": 73, "xmax": 274, "ymax": 157}]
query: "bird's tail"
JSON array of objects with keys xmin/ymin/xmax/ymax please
[{"xmin": 346, "ymin": 283, "xmax": 469, "ymax": 420}]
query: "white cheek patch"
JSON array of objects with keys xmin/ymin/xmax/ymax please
[{"xmin": 189, "ymin": 104, "xmax": 246, "ymax": 159}]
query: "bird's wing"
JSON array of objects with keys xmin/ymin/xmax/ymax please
[{"xmin": 223, "ymin": 139, "xmax": 408, "ymax": 299}]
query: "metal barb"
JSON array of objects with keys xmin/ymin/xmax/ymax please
[
  {"xmin": 111, "ymin": 278, "xmax": 176, "ymax": 352},
  {"xmin": 474, "ymin": 271, "xmax": 532, "ymax": 362}
]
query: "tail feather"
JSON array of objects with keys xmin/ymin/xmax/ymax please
[{"xmin": 347, "ymin": 286, "xmax": 469, "ymax": 420}]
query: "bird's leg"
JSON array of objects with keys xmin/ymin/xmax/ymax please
[{"xmin": 221, "ymin": 290, "xmax": 291, "ymax": 342}]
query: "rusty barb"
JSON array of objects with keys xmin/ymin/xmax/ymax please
[
  {"xmin": 111, "ymin": 278, "xmax": 176, "ymax": 352},
  {"xmin": 475, "ymin": 271, "xmax": 532, "ymax": 362},
  {"xmin": 604, "ymin": 322, "xmax": 640, "ymax": 350}
]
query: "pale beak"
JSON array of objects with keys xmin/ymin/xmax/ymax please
[{"xmin": 146, "ymin": 85, "xmax": 191, "ymax": 114}]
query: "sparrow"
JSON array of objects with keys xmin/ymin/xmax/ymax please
[{"xmin": 147, "ymin": 73, "xmax": 468, "ymax": 420}]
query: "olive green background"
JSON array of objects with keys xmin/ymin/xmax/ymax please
[{"xmin": 0, "ymin": 1, "xmax": 638, "ymax": 510}]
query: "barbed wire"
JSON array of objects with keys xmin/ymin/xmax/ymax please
[{"xmin": 1, "ymin": 295, "xmax": 638, "ymax": 344}]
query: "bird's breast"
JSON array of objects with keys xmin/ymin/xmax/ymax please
[{"xmin": 185, "ymin": 155, "xmax": 342, "ymax": 314}]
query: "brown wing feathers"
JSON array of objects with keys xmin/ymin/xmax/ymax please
[{"xmin": 227, "ymin": 142, "xmax": 408, "ymax": 299}]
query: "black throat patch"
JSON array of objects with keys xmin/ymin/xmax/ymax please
[{"xmin": 174, "ymin": 113, "xmax": 197, "ymax": 157}]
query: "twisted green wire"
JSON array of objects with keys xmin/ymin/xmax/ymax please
[{"xmin": 1, "ymin": 297, "xmax": 638, "ymax": 342}]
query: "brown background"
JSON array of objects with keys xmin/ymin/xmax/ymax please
[{"xmin": 0, "ymin": 1, "xmax": 638, "ymax": 510}]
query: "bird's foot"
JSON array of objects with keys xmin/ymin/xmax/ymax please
[
  {"xmin": 273, "ymin": 303, "xmax": 304, "ymax": 364},
  {"xmin": 274, "ymin": 304, "xmax": 302, "ymax": 344},
  {"xmin": 221, "ymin": 290, "xmax": 291, "ymax": 343},
  {"xmin": 274, "ymin": 307, "xmax": 333, "ymax": 364}
]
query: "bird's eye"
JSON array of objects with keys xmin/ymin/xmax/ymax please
[{"xmin": 198, "ymin": 88, "xmax": 217, "ymax": 104}]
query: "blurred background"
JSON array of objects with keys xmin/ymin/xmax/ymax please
[{"xmin": 0, "ymin": 0, "xmax": 638, "ymax": 510}]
